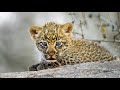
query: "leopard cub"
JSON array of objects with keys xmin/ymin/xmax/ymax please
[{"xmin": 28, "ymin": 22, "xmax": 116, "ymax": 71}]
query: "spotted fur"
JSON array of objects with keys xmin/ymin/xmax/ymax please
[{"xmin": 28, "ymin": 22, "xmax": 116, "ymax": 71}]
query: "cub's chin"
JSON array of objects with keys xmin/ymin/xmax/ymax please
[
  {"xmin": 46, "ymin": 60, "xmax": 57, "ymax": 62},
  {"xmin": 46, "ymin": 57, "xmax": 57, "ymax": 62}
]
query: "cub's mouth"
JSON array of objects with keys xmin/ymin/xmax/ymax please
[
  {"xmin": 48, "ymin": 57, "xmax": 56, "ymax": 60},
  {"xmin": 45, "ymin": 56, "xmax": 57, "ymax": 62},
  {"xmin": 45, "ymin": 54, "xmax": 58, "ymax": 62}
]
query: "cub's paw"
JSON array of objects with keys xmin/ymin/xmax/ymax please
[
  {"xmin": 28, "ymin": 61, "xmax": 61, "ymax": 71},
  {"xmin": 37, "ymin": 61, "xmax": 61, "ymax": 70},
  {"xmin": 37, "ymin": 61, "xmax": 49, "ymax": 70},
  {"xmin": 28, "ymin": 63, "xmax": 40, "ymax": 71}
]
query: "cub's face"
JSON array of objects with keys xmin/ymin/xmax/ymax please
[{"xmin": 29, "ymin": 22, "xmax": 73, "ymax": 61}]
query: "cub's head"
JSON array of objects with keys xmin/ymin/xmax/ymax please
[{"xmin": 29, "ymin": 22, "xmax": 73, "ymax": 62}]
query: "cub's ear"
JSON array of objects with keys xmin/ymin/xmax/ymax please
[
  {"xmin": 28, "ymin": 26, "xmax": 42, "ymax": 41},
  {"xmin": 61, "ymin": 23, "xmax": 73, "ymax": 34}
]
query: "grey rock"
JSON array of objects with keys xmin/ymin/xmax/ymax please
[{"xmin": 0, "ymin": 59, "xmax": 120, "ymax": 78}]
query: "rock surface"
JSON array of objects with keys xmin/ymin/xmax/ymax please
[{"xmin": 0, "ymin": 59, "xmax": 120, "ymax": 78}]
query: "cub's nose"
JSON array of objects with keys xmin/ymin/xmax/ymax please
[{"xmin": 47, "ymin": 50, "xmax": 56, "ymax": 56}]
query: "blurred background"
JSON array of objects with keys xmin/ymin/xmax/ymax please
[{"xmin": 0, "ymin": 12, "xmax": 120, "ymax": 73}]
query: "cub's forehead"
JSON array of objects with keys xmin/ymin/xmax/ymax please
[
  {"xmin": 39, "ymin": 22, "xmax": 64, "ymax": 42},
  {"xmin": 40, "ymin": 22, "xmax": 63, "ymax": 37},
  {"xmin": 42, "ymin": 22, "xmax": 62, "ymax": 31}
]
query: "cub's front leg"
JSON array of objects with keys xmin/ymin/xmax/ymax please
[
  {"xmin": 28, "ymin": 63, "xmax": 40, "ymax": 71},
  {"xmin": 37, "ymin": 61, "xmax": 62, "ymax": 70},
  {"xmin": 28, "ymin": 61, "xmax": 61, "ymax": 71}
]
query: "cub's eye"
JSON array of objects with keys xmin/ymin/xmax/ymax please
[
  {"xmin": 41, "ymin": 42, "xmax": 47, "ymax": 47},
  {"xmin": 56, "ymin": 42, "xmax": 61, "ymax": 46}
]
